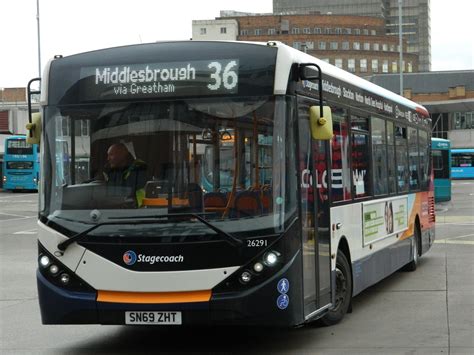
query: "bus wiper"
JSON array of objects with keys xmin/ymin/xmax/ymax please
[
  {"xmin": 109, "ymin": 213, "xmax": 244, "ymax": 247},
  {"xmin": 56, "ymin": 213, "xmax": 242, "ymax": 253}
]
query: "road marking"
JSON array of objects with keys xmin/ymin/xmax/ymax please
[
  {"xmin": 0, "ymin": 212, "xmax": 30, "ymax": 218},
  {"xmin": 435, "ymin": 216, "xmax": 474, "ymax": 224},
  {"xmin": 435, "ymin": 239, "xmax": 474, "ymax": 245},
  {"xmin": 435, "ymin": 233, "xmax": 474, "ymax": 245},
  {"xmin": 14, "ymin": 229, "xmax": 37, "ymax": 235},
  {"xmin": 0, "ymin": 215, "xmax": 36, "ymax": 223}
]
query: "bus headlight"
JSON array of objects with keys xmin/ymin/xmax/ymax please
[
  {"xmin": 2, "ymin": 176, "xmax": 6, "ymax": 183},
  {"xmin": 49, "ymin": 265, "xmax": 59, "ymax": 275},
  {"xmin": 38, "ymin": 242, "xmax": 95, "ymax": 292},
  {"xmin": 263, "ymin": 251, "xmax": 280, "ymax": 266},
  {"xmin": 253, "ymin": 262, "xmax": 264, "ymax": 273},
  {"xmin": 39, "ymin": 255, "xmax": 50, "ymax": 268}
]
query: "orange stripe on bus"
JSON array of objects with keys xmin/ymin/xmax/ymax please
[{"xmin": 97, "ymin": 290, "xmax": 212, "ymax": 304}]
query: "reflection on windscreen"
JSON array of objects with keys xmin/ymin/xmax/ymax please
[{"xmin": 44, "ymin": 97, "xmax": 293, "ymax": 236}]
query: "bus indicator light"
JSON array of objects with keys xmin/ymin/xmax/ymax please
[{"xmin": 240, "ymin": 271, "xmax": 252, "ymax": 284}]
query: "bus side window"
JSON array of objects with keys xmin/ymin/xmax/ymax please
[
  {"xmin": 330, "ymin": 108, "xmax": 351, "ymax": 202},
  {"xmin": 371, "ymin": 117, "xmax": 388, "ymax": 195},
  {"xmin": 395, "ymin": 125, "xmax": 409, "ymax": 193}
]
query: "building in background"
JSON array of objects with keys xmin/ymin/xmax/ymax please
[
  {"xmin": 368, "ymin": 70, "xmax": 474, "ymax": 148},
  {"xmin": 273, "ymin": 0, "xmax": 431, "ymax": 72},
  {"xmin": 192, "ymin": 12, "xmax": 418, "ymax": 76}
]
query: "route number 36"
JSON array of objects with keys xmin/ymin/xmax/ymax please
[{"xmin": 207, "ymin": 61, "xmax": 238, "ymax": 91}]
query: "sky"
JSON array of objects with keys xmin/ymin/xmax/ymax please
[{"xmin": 1, "ymin": 0, "xmax": 472, "ymax": 88}]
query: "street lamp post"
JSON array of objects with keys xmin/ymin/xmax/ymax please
[
  {"xmin": 399, "ymin": 0, "xmax": 403, "ymax": 95},
  {"xmin": 36, "ymin": 0, "xmax": 42, "ymax": 78}
]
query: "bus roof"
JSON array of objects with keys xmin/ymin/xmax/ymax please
[
  {"xmin": 451, "ymin": 148, "xmax": 474, "ymax": 153},
  {"xmin": 272, "ymin": 41, "xmax": 429, "ymax": 117},
  {"xmin": 42, "ymin": 40, "xmax": 429, "ymax": 119}
]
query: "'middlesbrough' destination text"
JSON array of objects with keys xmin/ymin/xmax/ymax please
[{"xmin": 95, "ymin": 63, "xmax": 196, "ymax": 95}]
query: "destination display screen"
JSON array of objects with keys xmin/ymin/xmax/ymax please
[
  {"xmin": 79, "ymin": 59, "xmax": 240, "ymax": 101},
  {"xmin": 46, "ymin": 42, "xmax": 277, "ymax": 105}
]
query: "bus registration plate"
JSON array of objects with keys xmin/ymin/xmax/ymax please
[{"xmin": 125, "ymin": 311, "xmax": 182, "ymax": 325}]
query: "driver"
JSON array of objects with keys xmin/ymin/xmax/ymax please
[{"xmin": 103, "ymin": 143, "xmax": 147, "ymax": 207}]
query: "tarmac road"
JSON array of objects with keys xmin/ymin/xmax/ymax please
[{"xmin": 0, "ymin": 182, "xmax": 473, "ymax": 354}]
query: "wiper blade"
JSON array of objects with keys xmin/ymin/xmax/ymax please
[
  {"xmin": 109, "ymin": 213, "xmax": 243, "ymax": 247},
  {"xmin": 57, "ymin": 219, "xmax": 169, "ymax": 252},
  {"xmin": 56, "ymin": 213, "xmax": 243, "ymax": 252}
]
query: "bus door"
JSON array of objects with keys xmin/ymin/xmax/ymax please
[{"xmin": 297, "ymin": 97, "xmax": 332, "ymax": 319}]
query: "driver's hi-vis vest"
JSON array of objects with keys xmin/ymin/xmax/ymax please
[{"xmin": 103, "ymin": 159, "xmax": 147, "ymax": 207}]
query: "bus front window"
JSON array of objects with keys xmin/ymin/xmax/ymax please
[{"xmin": 41, "ymin": 96, "xmax": 296, "ymax": 239}]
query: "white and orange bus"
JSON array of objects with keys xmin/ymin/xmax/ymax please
[{"xmin": 27, "ymin": 40, "xmax": 435, "ymax": 326}]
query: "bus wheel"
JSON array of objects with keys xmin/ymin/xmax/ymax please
[
  {"xmin": 319, "ymin": 252, "xmax": 352, "ymax": 326},
  {"xmin": 404, "ymin": 224, "xmax": 420, "ymax": 272}
]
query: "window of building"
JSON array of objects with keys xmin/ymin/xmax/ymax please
[
  {"xmin": 330, "ymin": 42, "xmax": 338, "ymax": 50},
  {"xmin": 395, "ymin": 125, "xmax": 409, "ymax": 192},
  {"xmin": 363, "ymin": 42, "xmax": 370, "ymax": 50},
  {"xmin": 382, "ymin": 44, "xmax": 388, "ymax": 51},
  {"xmin": 335, "ymin": 58, "xmax": 343, "ymax": 68},
  {"xmin": 371, "ymin": 29, "xmax": 376, "ymax": 35},
  {"xmin": 348, "ymin": 59, "xmax": 356, "ymax": 72},
  {"xmin": 345, "ymin": 28, "xmax": 352, "ymax": 35},
  {"xmin": 314, "ymin": 27, "xmax": 322, "ymax": 34},
  {"xmin": 372, "ymin": 117, "xmax": 388, "ymax": 195},
  {"xmin": 392, "ymin": 61, "xmax": 398, "ymax": 73},
  {"xmin": 318, "ymin": 41, "xmax": 326, "ymax": 50},
  {"xmin": 390, "ymin": 45, "xmax": 395, "ymax": 52},
  {"xmin": 387, "ymin": 121, "xmax": 397, "ymax": 194},
  {"xmin": 354, "ymin": 29, "xmax": 361, "ymax": 35},
  {"xmin": 453, "ymin": 111, "xmax": 474, "ymax": 129},
  {"xmin": 331, "ymin": 108, "xmax": 351, "ymax": 202},
  {"xmin": 293, "ymin": 42, "xmax": 301, "ymax": 50},
  {"xmin": 200, "ymin": 28, "xmax": 207, "ymax": 35},
  {"xmin": 335, "ymin": 28, "xmax": 342, "ymax": 34},
  {"xmin": 373, "ymin": 43, "xmax": 379, "ymax": 51},
  {"xmin": 268, "ymin": 28, "xmax": 276, "ymax": 35},
  {"xmin": 372, "ymin": 59, "xmax": 379, "ymax": 73},
  {"xmin": 303, "ymin": 27, "xmax": 311, "ymax": 34},
  {"xmin": 292, "ymin": 27, "xmax": 300, "ymax": 34},
  {"xmin": 305, "ymin": 41, "xmax": 314, "ymax": 50},
  {"xmin": 407, "ymin": 62, "xmax": 413, "ymax": 73},
  {"xmin": 255, "ymin": 29, "xmax": 262, "ymax": 35},
  {"xmin": 323, "ymin": 28, "xmax": 332, "ymax": 34},
  {"xmin": 363, "ymin": 29, "xmax": 369, "ymax": 35},
  {"xmin": 353, "ymin": 42, "xmax": 360, "ymax": 50},
  {"xmin": 342, "ymin": 41, "xmax": 349, "ymax": 50},
  {"xmin": 321, "ymin": 58, "xmax": 330, "ymax": 63},
  {"xmin": 220, "ymin": 27, "xmax": 227, "ymax": 34},
  {"xmin": 240, "ymin": 29, "xmax": 249, "ymax": 36},
  {"xmin": 360, "ymin": 59, "xmax": 367, "ymax": 72},
  {"xmin": 382, "ymin": 60, "xmax": 389, "ymax": 73}
]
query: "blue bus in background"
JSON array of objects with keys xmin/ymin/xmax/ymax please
[
  {"xmin": 451, "ymin": 148, "xmax": 474, "ymax": 179},
  {"xmin": 2, "ymin": 135, "xmax": 40, "ymax": 191},
  {"xmin": 431, "ymin": 138, "xmax": 451, "ymax": 202}
]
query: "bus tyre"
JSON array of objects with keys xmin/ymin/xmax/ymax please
[
  {"xmin": 405, "ymin": 225, "xmax": 420, "ymax": 272},
  {"xmin": 319, "ymin": 252, "xmax": 352, "ymax": 326}
]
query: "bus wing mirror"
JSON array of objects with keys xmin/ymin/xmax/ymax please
[
  {"xmin": 26, "ymin": 112, "xmax": 42, "ymax": 145},
  {"xmin": 309, "ymin": 106, "xmax": 333, "ymax": 140}
]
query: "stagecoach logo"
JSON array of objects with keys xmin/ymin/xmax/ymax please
[
  {"xmin": 122, "ymin": 250, "xmax": 184, "ymax": 266},
  {"xmin": 123, "ymin": 250, "xmax": 137, "ymax": 265}
]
